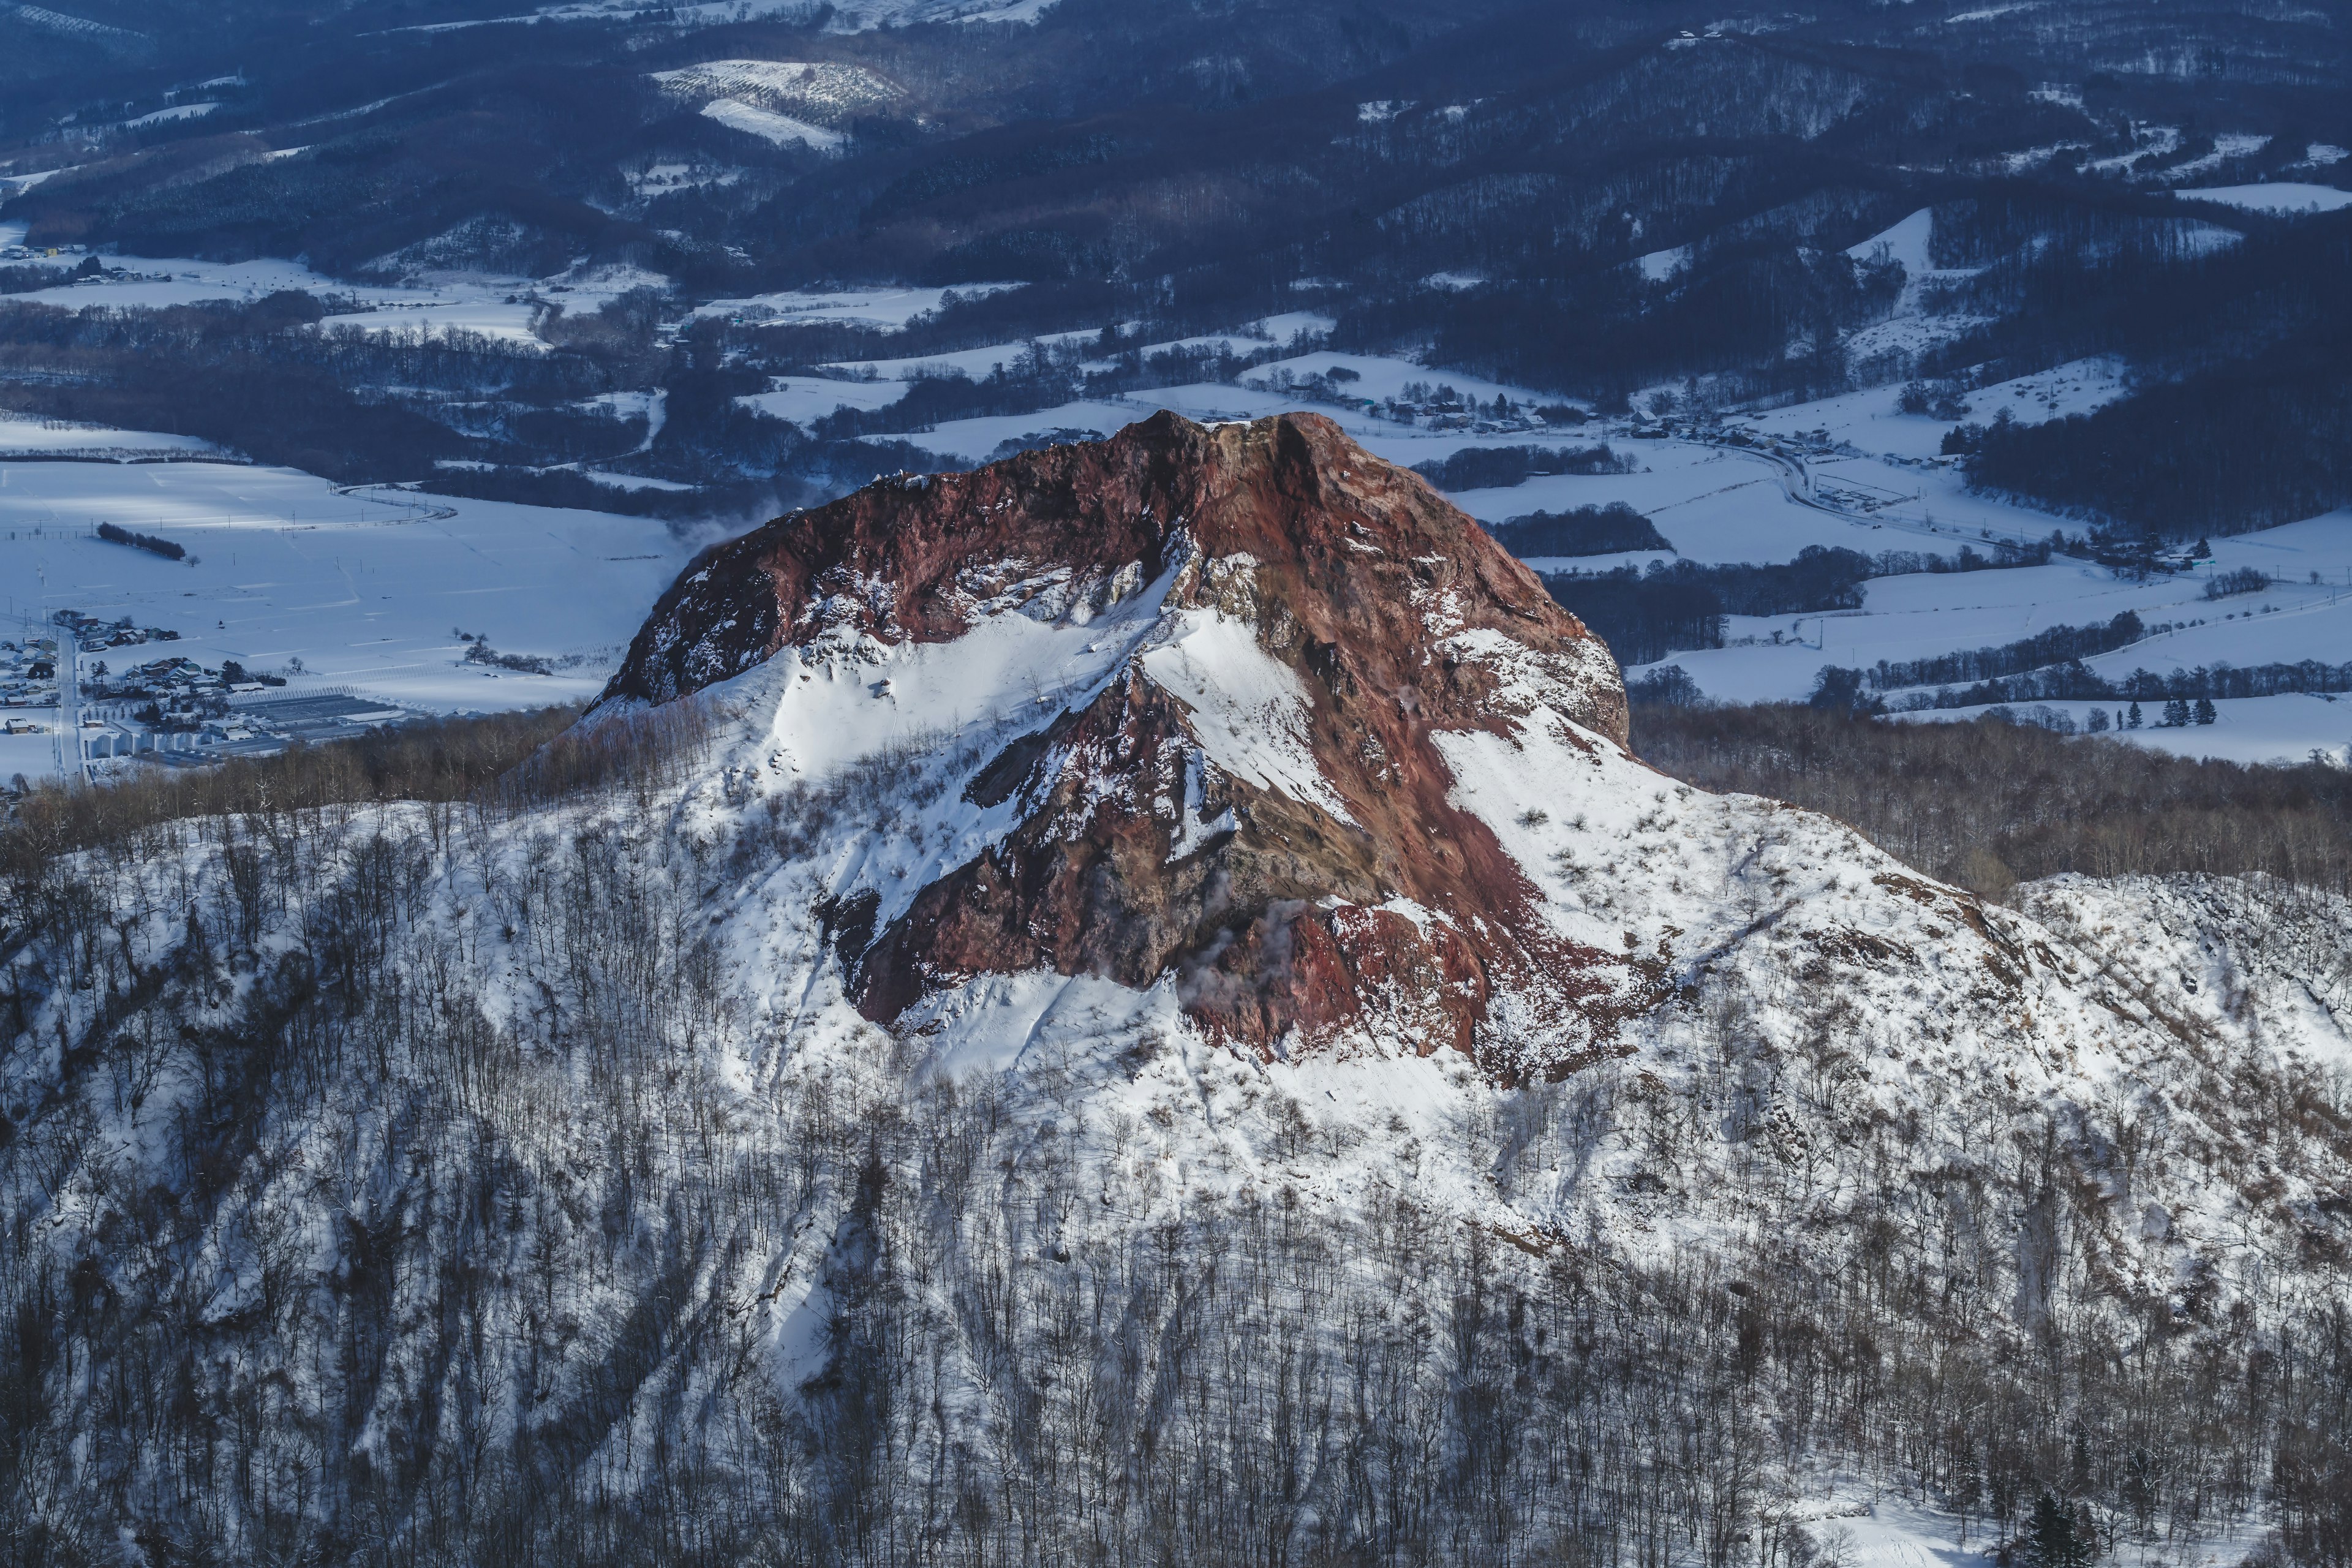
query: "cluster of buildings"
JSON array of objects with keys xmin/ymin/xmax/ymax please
[
  {"xmin": 75, "ymin": 691, "xmax": 418, "ymax": 766},
  {"xmin": 55, "ymin": 608, "xmax": 179, "ymax": 655},
  {"xmin": 4, "ymin": 609, "xmax": 417, "ymax": 774},
  {"xmin": 0, "ymin": 638, "xmax": 60, "ymax": 707}
]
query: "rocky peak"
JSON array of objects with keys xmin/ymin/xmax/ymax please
[
  {"xmin": 605, "ymin": 412, "xmax": 1663, "ymax": 1080},
  {"xmin": 602, "ymin": 411, "xmax": 1626, "ymax": 744}
]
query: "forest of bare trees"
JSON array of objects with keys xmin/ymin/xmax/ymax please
[
  {"xmin": 1630, "ymin": 701, "xmax": 2352, "ymax": 899},
  {"xmin": 0, "ymin": 704, "xmax": 2344, "ymax": 1566}
]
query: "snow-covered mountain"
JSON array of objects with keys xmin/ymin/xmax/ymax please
[{"xmin": 3, "ymin": 413, "xmax": 2346, "ymax": 1562}]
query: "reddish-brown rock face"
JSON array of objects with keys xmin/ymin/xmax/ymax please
[{"xmin": 605, "ymin": 412, "xmax": 1652, "ymax": 1082}]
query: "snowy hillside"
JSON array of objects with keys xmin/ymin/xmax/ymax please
[
  {"xmin": 650, "ymin": 61, "xmax": 900, "ymax": 123},
  {"xmin": 3, "ymin": 415, "xmax": 2343, "ymax": 1562}
]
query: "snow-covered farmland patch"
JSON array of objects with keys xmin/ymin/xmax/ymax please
[
  {"xmin": 1636, "ymin": 246, "xmax": 1691, "ymax": 282},
  {"xmin": 2083, "ymin": 592, "xmax": 2352, "ymax": 684},
  {"xmin": 624, "ymin": 161, "xmax": 743, "ymax": 198},
  {"xmin": 0, "ymin": 459, "xmax": 689, "ymax": 714},
  {"xmin": 2172, "ymin": 182, "xmax": 2352, "ymax": 215},
  {"xmin": 692, "ymin": 283, "xmax": 1022, "ymax": 330},
  {"xmin": 388, "ymin": 0, "xmax": 823, "ymax": 32},
  {"xmin": 1446, "ymin": 439, "xmax": 1898, "ymax": 566},
  {"xmin": 737, "ymin": 377, "xmax": 911, "ymax": 424},
  {"xmin": 824, "ymin": 329, "xmax": 1113, "ymax": 382},
  {"xmin": 578, "ymin": 471, "xmax": 695, "ymax": 493},
  {"xmin": 1, "ymin": 255, "xmax": 398, "ymax": 314},
  {"xmin": 1739, "ymin": 358, "xmax": 2127, "ymax": 462},
  {"xmin": 1238, "ymin": 351, "xmax": 1534, "ymax": 411},
  {"xmin": 816, "ymin": 0, "xmax": 1058, "ymax": 24},
  {"xmin": 871, "ymin": 401, "xmax": 1145, "ymax": 462},
  {"xmin": 316, "ymin": 267, "xmax": 663, "ymax": 345},
  {"xmin": 1896, "ymin": 695, "xmax": 2352, "ymax": 767},
  {"xmin": 1944, "ymin": 356, "xmax": 2131, "ymax": 426},
  {"xmin": 0, "ymin": 251, "xmax": 663, "ymax": 349},
  {"xmin": 1999, "ymin": 143, "xmax": 2089, "ymax": 173},
  {"xmin": 317, "ymin": 294, "xmax": 545, "ymax": 345},
  {"xmin": 2160, "ymin": 133, "xmax": 2272, "ymax": 181},
  {"xmin": 698, "ymin": 100, "xmax": 846, "ymax": 152},
  {"xmin": 395, "ymin": 0, "xmax": 1055, "ymax": 32},
  {"xmin": 834, "ymin": 309, "xmax": 1332, "ymax": 382},
  {"xmin": 651, "ymin": 60, "xmax": 897, "ymax": 122},
  {"xmin": 0, "ymin": 413, "xmax": 219, "ymax": 459},
  {"xmin": 1845, "ymin": 207, "xmax": 1936, "ymax": 275},
  {"xmin": 1084, "ymin": 312, "xmax": 1332, "ymax": 368},
  {"xmin": 122, "ymin": 102, "xmax": 218, "ymax": 129},
  {"xmin": 1619, "ymin": 507, "xmax": 2352, "ymax": 759},
  {"xmin": 0, "ymin": 715, "xmax": 61, "ymax": 782},
  {"xmin": 1838, "ymin": 207, "xmax": 1992, "ymax": 368}
]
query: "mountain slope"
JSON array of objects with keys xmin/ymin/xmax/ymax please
[
  {"xmin": 603, "ymin": 412, "xmax": 1638, "ymax": 1076},
  {"xmin": 1, "ymin": 414, "xmax": 2346, "ymax": 1563}
]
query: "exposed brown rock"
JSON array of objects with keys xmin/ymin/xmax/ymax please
[
  {"xmin": 603, "ymin": 411, "xmax": 1623, "ymax": 742},
  {"xmin": 608, "ymin": 412, "xmax": 1649, "ymax": 1081}
]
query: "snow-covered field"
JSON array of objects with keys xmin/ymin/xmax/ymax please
[
  {"xmin": 2172, "ymin": 182, "xmax": 2352, "ymax": 214},
  {"xmin": 825, "ymin": 327, "xmax": 1106, "ymax": 380},
  {"xmin": 1740, "ymin": 357, "xmax": 2128, "ymax": 460},
  {"xmin": 1626, "ymin": 499, "xmax": 2352, "ymax": 764},
  {"xmin": 1833, "ymin": 206, "xmax": 1998, "ymax": 364},
  {"xmin": 1085, "ymin": 311, "xmax": 1332, "ymax": 366},
  {"xmin": 2, "ymin": 249, "xmax": 665, "ymax": 345},
  {"xmin": 736, "ymin": 375, "xmax": 911, "ymax": 422},
  {"xmin": 650, "ymin": 58, "xmax": 894, "ymax": 151},
  {"xmin": 0, "ymin": 413, "xmax": 219, "ymax": 459},
  {"xmin": 3, "ymin": 254, "xmax": 405, "ymax": 315},
  {"xmin": 0, "ymin": 718, "xmax": 60, "ymax": 786},
  {"xmin": 692, "ymin": 282, "xmax": 1021, "ymax": 327},
  {"xmin": 0, "ymin": 459, "xmax": 695, "ymax": 752},
  {"xmin": 698, "ymin": 100, "xmax": 846, "ymax": 151},
  {"xmin": 1899, "ymin": 693, "xmax": 2352, "ymax": 766},
  {"xmin": 389, "ymin": 0, "xmax": 1052, "ymax": 31},
  {"xmin": 650, "ymin": 59, "xmax": 898, "ymax": 119}
]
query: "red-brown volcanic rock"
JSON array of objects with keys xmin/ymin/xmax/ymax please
[{"xmin": 606, "ymin": 412, "xmax": 1652, "ymax": 1080}]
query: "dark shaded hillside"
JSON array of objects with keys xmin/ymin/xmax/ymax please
[
  {"xmin": 1963, "ymin": 315, "xmax": 2352, "ymax": 539},
  {"xmin": 0, "ymin": 0, "xmax": 2346, "ymax": 510}
]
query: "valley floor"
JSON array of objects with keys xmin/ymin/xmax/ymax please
[{"xmin": 0, "ymin": 456, "xmax": 698, "ymax": 778}]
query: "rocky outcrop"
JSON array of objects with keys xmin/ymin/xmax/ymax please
[
  {"xmin": 608, "ymin": 412, "xmax": 1641, "ymax": 1079},
  {"xmin": 603, "ymin": 411, "xmax": 1624, "ymax": 742}
]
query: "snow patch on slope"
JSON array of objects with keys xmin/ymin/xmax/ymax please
[
  {"xmin": 650, "ymin": 60, "xmax": 897, "ymax": 123},
  {"xmin": 1139, "ymin": 601, "xmax": 1354, "ymax": 824},
  {"xmin": 1845, "ymin": 207, "xmax": 1935, "ymax": 275},
  {"xmin": 2173, "ymin": 182, "xmax": 2352, "ymax": 215},
  {"xmin": 700, "ymin": 100, "xmax": 846, "ymax": 151}
]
